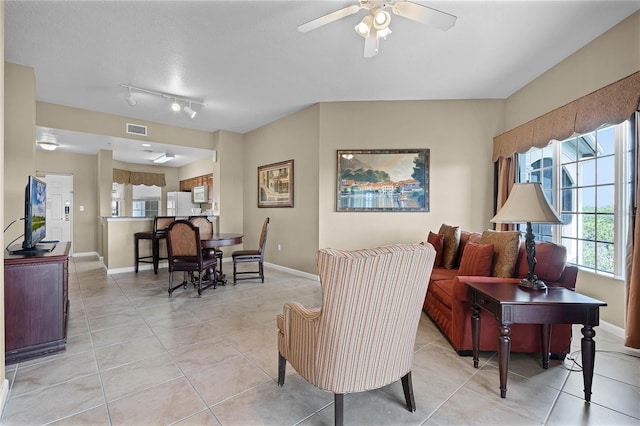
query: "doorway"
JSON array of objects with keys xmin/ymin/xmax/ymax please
[{"xmin": 39, "ymin": 172, "xmax": 73, "ymax": 254}]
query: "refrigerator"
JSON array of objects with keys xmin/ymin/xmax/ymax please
[{"xmin": 166, "ymin": 191, "xmax": 200, "ymax": 217}]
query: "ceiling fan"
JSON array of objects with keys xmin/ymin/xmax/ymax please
[{"xmin": 298, "ymin": 0, "xmax": 457, "ymax": 58}]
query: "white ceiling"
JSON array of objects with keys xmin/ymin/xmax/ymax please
[{"xmin": 6, "ymin": 0, "xmax": 640, "ymax": 166}]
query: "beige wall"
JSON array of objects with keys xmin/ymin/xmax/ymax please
[
  {"xmin": 37, "ymin": 102, "xmax": 214, "ymax": 151},
  {"xmin": 1, "ymin": 1, "xmax": 6, "ymax": 404},
  {"xmin": 215, "ymin": 130, "xmax": 244, "ymax": 256},
  {"xmin": 243, "ymin": 100, "xmax": 503, "ymax": 275},
  {"xmin": 502, "ymin": 10, "xmax": 640, "ymax": 328},
  {"xmin": 318, "ymin": 100, "xmax": 504, "ymax": 251},
  {"xmin": 35, "ymin": 152, "xmax": 98, "ymax": 254},
  {"xmin": 4, "ymin": 63, "xmax": 36, "ymax": 245},
  {"xmin": 243, "ymin": 105, "xmax": 320, "ymax": 273},
  {"xmin": 506, "ymin": 11, "xmax": 640, "ymax": 130}
]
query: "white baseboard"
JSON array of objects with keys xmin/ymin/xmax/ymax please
[
  {"xmin": 0, "ymin": 378, "xmax": 9, "ymax": 418},
  {"xmin": 71, "ymin": 251, "xmax": 100, "ymax": 258},
  {"xmin": 598, "ymin": 320, "xmax": 625, "ymax": 339},
  {"xmin": 264, "ymin": 262, "xmax": 319, "ymax": 281}
]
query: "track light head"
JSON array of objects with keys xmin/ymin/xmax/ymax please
[
  {"xmin": 183, "ymin": 102, "xmax": 197, "ymax": 119},
  {"xmin": 120, "ymin": 84, "xmax": 204, "ymax": 117},
  {"xmin": 124, "ymin": 88, "xmax": 136, "ymax": 106}
]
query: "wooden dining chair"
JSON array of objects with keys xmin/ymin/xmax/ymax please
[
  {"xmin": 189, "ymin": 215, "xmax": 223, "ymax": 275},
  {"xmin": 232, "ymin": 217, "xmax": 270, "ymax": 284},
  {"xmin": 166, "ymin": 220, "xmax": 217, "ymax": 297}
]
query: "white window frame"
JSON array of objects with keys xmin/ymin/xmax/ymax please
[{"xmin": 518, "ymin": 119, "xmax": 633, "ymax": 279}]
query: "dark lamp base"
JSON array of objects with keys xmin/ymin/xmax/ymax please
[{"xmin": 519, "ymin": 277, "xmax": 548, "ymax": 291}]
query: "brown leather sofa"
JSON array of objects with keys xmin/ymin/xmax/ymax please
[{"xmin": 424, "ymin": 230, "xmax": 579, "ymax": 356}]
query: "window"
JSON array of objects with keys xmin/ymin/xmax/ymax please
[
  {"xmin": 517, "ymin": 120, "xmax": 634, "ymax": 278},
  {"xmin": 132, "ymin": 184, "xmax": 161, "ymax": 217},
  {"xmin": 111, "ymin": 182, "xmax": 161, "ymax": 217}
]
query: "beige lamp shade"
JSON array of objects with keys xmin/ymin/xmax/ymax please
[{"xmin": 491, "ymin": 182, "xmax": 562, "ymax": 224}]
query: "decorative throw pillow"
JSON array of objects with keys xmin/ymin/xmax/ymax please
[
  {"xmin": 480, "ymin": 229, "xmax": 521, "ymax": 278},
  {"xmin": 458, "ymin": 242, "xmax": 494, "ymax": 276},
  {"xmin": 438, "ymin": 224, "xmax": 461, "ymax": 269},
  {"xmin": 427, "ymin": 231, "xmax": 444, "ymax": 267},
  {"xmin": 516, "ymin": 240, "xmax": 567, "ymax": 282}
]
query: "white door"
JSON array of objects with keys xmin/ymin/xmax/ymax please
[{"xmin": 41, "ymin": 173, "xmax": 73, "ymax": 253}]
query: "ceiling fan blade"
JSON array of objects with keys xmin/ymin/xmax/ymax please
[
  {"xmin": 363, "ymin": 36, "xmax": 379, "ymax": 58},
  {"xmin": 298, "ymin": 4, "xmax": 362, "ymax": 33},
  {"xmin": 392, "ymin": 1, "xmax": 457, "ymax": 31}
]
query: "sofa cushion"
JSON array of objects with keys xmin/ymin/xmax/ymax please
[
  {"xmin": 480, "ymin": 230, "xmax": 521, "ymax": 278},
  {"xmin": 439, "ymin": 224, "xmax": 461, "ymax": 269},
  {"xmin": 457, "ymin": 231, "xmax": 482, "ymax": 267},
  {"xmin": 516, "ymin": 240, "xmax": 567, "ymax": 282},
  {"xmin": 458, "ymin": 242, "xmax": 494, "ymax": 276},
  {"xmin": 429, "ymin": 267, "xmax": 460, "ymax": 283},
  {"xmin": 428, "ymin": 231, "xmax": 445, "ymax": 267},
  {"xmin": 427, "ymin": 279, "xmax": 454, "ymax": 310}
]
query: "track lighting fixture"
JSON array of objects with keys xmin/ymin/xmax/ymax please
[
  {"xmin": 183, "ymin": 102, "xmax": 197, "ymax": 119},
  {"xmin": 125, "ymin": 87, "xmax": 136, "ymax": 106},
  {"xmin": 120, "ymin": 84, "xmax": 203, "ymax": 119}
]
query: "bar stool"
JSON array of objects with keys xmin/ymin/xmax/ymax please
[{"xmin": 134, "ymin": 216, "xmax": 176, "ymax": 274}]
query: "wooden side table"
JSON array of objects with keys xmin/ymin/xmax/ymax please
[{"xmin": 465, "ymin": 281, "xmax": 607, "ymax": 401}]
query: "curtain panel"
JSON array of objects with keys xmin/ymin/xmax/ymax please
[
  {"xmin": 493, "ymin": 71, "xmax": 640, "ymax": 161},
  {"xmin": 626, "ymin": 115, "xmax": 640, "ymax": 349}
]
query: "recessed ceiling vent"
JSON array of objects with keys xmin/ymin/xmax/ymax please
[{"xmin": 126, "ymin": 123, "xmax": 147, "ymax": 136}]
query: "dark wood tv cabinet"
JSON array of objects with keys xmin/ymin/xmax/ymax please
[{"xmin": 4, "ymin": 242, "xmax": 70, "ymax": 364}]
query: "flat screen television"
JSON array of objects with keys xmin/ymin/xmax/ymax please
[
  {"xmin": 8, "ymin": 176, "xmax": 52, "ymax": 254},
  {"xmin": 23, "ymin": 176, "xmax": 48, "ymax": 250}
]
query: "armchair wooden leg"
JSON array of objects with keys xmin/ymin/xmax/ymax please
[
  {"xmin": 401, "ymin": 372, "xmax": 416, "ymax": 412},
  {"xmin": 335, "ymin": 393, "xmax": 344, "ymax": 426},
  {"xmin": 278, "ymin": 353, "xmax": 286, "ymax": 386}
]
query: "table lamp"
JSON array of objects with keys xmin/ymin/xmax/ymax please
[{"xmin": 490, "ymin": 182, "xmax": 563, "ymax": 291}]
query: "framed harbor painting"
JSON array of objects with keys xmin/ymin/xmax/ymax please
[
  {"xmin": 336, "ymin": 149, "xmax": 429, "ymax": 212},
  {"xmin": 258, "ymin": 159, "xmax": 294, "ymax": 208}
]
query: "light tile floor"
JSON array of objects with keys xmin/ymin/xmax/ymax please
[{"xmin": 2, "ymin": 256, "xmax": 639, "ymax": 425}]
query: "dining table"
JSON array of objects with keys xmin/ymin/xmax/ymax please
[{"xmin": 200, "ymin": 232, "xmax": 243, "ymax": 285}]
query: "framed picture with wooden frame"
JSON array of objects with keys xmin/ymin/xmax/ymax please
[
  {"xmin": 258, "ymin": 159, "xmax": 294, "ymax": 208},
  {"xmin": 336, "ymin": 149, "xmax": 429, "ymax": 212}
]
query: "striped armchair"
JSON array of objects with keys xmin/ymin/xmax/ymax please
[{"xmin": 277, "ymin": 244, "xmax": 436, "ymax": 426}]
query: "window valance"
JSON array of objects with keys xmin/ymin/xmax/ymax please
[
  {"xmin": 130, "ymin": 172, "xmax": 166, "ymax": 187},
  {"xmin": 493, "ymin": 71, "xmax": 640, "ymax": 161},
  {"xmin": 112, "ymin": 168, "xmax": 166, "ymax": 187},
  {"xmin": 112, "ymin": 168, "xmax": 130, "ymax": 184}
]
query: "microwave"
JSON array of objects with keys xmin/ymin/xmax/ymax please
[{"xmin": 192, "ymin": 185, "xmax": 208, "ymax": 203}]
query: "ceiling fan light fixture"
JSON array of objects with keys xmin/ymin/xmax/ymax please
[
  {"xmin": 354, "ymin": 14, "xmax": 373, "ymax": 38},
  {"xmin": 372, "ymin": 8, "xmax": 391, "ymax": 30},
  {"xmin": 376, "ymin": 26, "xmax": 392, "ymax": 39}
]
